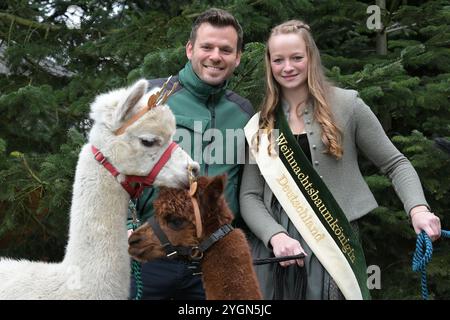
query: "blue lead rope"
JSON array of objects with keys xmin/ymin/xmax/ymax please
[{"xmin": 412, "ymin": 230, "xmax": 450, "ymax": 300}]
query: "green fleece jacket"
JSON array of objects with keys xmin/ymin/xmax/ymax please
[{"xmin": 129, "ymin": 62, "xmax": 253, "ymax": 227}]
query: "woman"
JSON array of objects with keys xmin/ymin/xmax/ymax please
[{"xmin": 240, "ymin": 20, "xmax": 441, "ymax": 300}]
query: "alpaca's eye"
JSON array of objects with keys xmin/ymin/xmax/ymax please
[
  {"xmin": 166, "ymin": 216, "xmax": 186, "ymax": 230},
  {"xmin": 140, "ymin": 138, "xmax": 159, "ymax": 148}
]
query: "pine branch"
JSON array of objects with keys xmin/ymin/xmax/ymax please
[
  {"xmin": 27, "ymin": 205, "xmax": 58, "ymax": 239},
  {"xmin": 0, "ymin": 12, "xmax": 61, "ymax": 32},
  {"xmin": 10, "ymin": 152, "xmax": 45, "ymax": 185},
  {"xmin": 231, "ymin": 54, "xmax": 263, "ymax": 92},
  {"xmin": 185, "ymin": 0, "xmax": 265, "ymax": 19},
  {"xmin": 386, "ymin": 22, "xmax": 417, "ymax": 34}
]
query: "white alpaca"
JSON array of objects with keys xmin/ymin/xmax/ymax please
[{"xmin": 0, "ymin": 79, "xmax": 198, "ymax": 299}]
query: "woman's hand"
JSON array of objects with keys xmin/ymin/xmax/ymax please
[
  {"xmin": 270, "ymin": 232, "xmax": 307, "ymax": 267},
  {"xmin": 410, "ymin": 206, "xmax": 441, "ymax": 241}
]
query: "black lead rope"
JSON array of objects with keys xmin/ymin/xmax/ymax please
[
  {"xmin": 253, "ymin": 254, "xmax": 307, "ymax": 300},
  {"xmin": 253, "ymin": 253, "xmax": 305, "ymax": 265}
]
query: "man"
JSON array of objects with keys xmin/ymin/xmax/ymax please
[{"xmin": 129, "ymin": 8, "xmax": 253, "ymax": 299}]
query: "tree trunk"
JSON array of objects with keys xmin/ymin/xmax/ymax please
[{"xmin": 376, "ymin": 0, "xmax": 387, "ymax": 55}]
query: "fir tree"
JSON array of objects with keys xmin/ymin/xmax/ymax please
[{"xmin": 0, "ymin": 0, "xmax": 448, "ymax": 299}]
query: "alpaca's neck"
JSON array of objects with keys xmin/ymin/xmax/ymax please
[
  {"xmin": 201, "ymin": 229, "xmax": 262, "ymax": 299},
  {"xmin": 63, "ymin": 144, "xmax": 129, "ymax": 272}
]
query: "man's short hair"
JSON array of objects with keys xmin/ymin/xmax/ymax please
[{"xmin": 189, "ymin": 8, "xmax": 243, "ymax": 52}]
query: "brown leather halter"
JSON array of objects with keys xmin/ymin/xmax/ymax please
[
  {"xmin": 115, "ymin": 77, "xmax": 178, "ymax": 136},
  {"xmin": 188, "ymin": 165, "xmax": 203, "ymax": 239},
  {"xmin": 147, "ymin": 170, "xmax": 234, "ymax": 264}
]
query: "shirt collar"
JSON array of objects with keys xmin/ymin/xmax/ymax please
[{"xmin": 178, "ymin": 61, "xmax": 227, "ymax": 102}]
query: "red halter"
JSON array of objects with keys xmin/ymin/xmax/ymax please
[{"xmin": 91, "ymin": 142, "xmax": 179, "ymax": 198}]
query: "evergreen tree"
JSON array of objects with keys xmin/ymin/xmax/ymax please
[{"xmin": 0, "ymin": 0, "xmax": 448, "ymax": 299}]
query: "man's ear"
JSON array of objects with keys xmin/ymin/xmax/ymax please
[
  {"xmin": 186, "ymin": 41, "xmax": 193, "ymax": 60},
  {"xmin": 235, "ymin": 51, "xmax": 242, "ymax": 68}
]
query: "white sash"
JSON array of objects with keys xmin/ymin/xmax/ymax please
[{"xmin": 244, "ymin": 113, "xmax": 363, "ymax": 300}]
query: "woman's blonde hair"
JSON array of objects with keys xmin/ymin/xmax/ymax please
[{"xmin": 257, "ymin": 20, "xmax": 343, "ymax": 159}]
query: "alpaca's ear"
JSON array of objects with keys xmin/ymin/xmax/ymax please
[
  {"xmin": 115, "ymin": 79, "xmax": 148, "ymax": 123},
  {"xmin": 203, "ymin": 174, "xmax": 226, "ymax": 203}
]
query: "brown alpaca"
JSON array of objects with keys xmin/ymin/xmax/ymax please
[{"xmin": 128, "ymin": 175, "xmax": 262, "ymax": 300}]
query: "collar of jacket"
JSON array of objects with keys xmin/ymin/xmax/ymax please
[
  {"xmin": 178, "ymin": 61, "xmax": 228, "ymax": 103},
  {"xmin": 281, "ymin": 98, "xmax": 314, "ymax": 122}
]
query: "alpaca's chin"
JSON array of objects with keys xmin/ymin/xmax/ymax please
[
  {"xmin": 153, "ymin": 177, "xmax": 190, "ymax": 189},
  {"xmin": 129, "ymin": 244, "xmax": 165, "ymax": 263},
  {"xmin": 131, "ymin": 253, "xmax": 164, "ymax": 263}
]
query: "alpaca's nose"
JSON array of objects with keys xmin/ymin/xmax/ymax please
[
  {"xmin": 128, "ymin": 234, "xmax": 141, "ymax": 246},
  {"xmin": 189, "ymin": 162, "xmax": 200, "ymax": 178}
]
